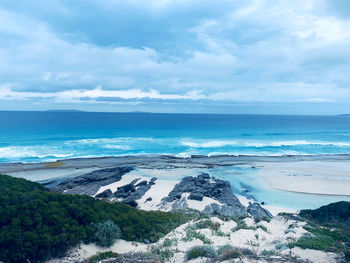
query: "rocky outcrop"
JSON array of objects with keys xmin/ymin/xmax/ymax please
[
  {"xmin": 52, "ymin": 166, "xmax": 134, "ymax": 195},
  {"xmin": 203, "ymin": 203, "xmax": 247, "ymax": 217},
  {"xmin": 247, "ymin": 202, "xmax": 273, "ymax": 220},
  {"xmin": 95, "ymin": 189, "xmax": 113, "ymax": 199},
  {"xmin": 114, "ymin": 177, "xmax": 157, "ymax": 207},
  {"xmin": 161, "ymin": 173, "xmax": 247, "ymax": 217},
  {"xmin": 92, "ymin": 253, "xmax": 160, "ymax": 263}
]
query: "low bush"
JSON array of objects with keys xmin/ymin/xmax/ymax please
[
  {"xmin": 87, "ymin": 251, "xmax": 118, "ymax": 263},
  {"xmin": 162, "ymin": 238, "xmax": 176, "ymax": 247},
  {"xmin": 182, "ymin": 224, "xmax": 212, "ymax": 244},
  {"xmin": 288, "ymin": 234, "xmax": 343, "ymax": 252},
  {"xmin": 0, "ymin": 174, "xmax": 189, "ymax": 263},
  {"xmin": 288, "ymin": 224, "xmax": 345, "ymax": 252},
  {"xmin": 241, "ymin": 247, "xmax": 255, "ymax": 256},
  {"xmin": 217, "ymin": 245, "xmax": 241, "ymax": 261},
  {"xmin": 194, "ymin": 219, "xmax": 221, "ymax": 231},
  {"xmin": 274, "ymin": 242, "xmax": 287, "ymax": 250},
  {"xmin": 257, "ymin": 225, "xmax": 268, "ymax": 232},
  {"xmin": 232, "ymin": 219, "xmax": 256, "ymax": 232},
  {"xmin": 94, "ymin": 220, "xmax": 121, "ymax": 247},
  {"xmin": 186, "ymin": 245, "xmax": 217, "ymax": 260},
  {"xmin": 260, "ymin": 249, "xmax": 276, "ymax": 257}
]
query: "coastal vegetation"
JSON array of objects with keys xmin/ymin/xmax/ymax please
[
  {"xmin": 86, "ymin": 251, "xmax": 119, "ymax": 263},
  {"xmin": 296, "ymin": 201, "xmax": 350, "ymax": 260},
  {"xmin": 0, "ymin": 174, "xmax": 189, "ymax": 263},
  {"xmin": 186, "ymin": 245, "xmax": 217, "ymax": 260},
  {"xmin": 94, "ymin": 220, "xmax": 121, "ymax": 247}
]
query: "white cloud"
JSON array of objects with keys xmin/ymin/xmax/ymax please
[
  {"xmin": 1, "ymin": 0, "xmax": 350, "ymax": 112},
  {"xmin": 0, "ymin": 84, "xmax": 206, "ymax": 102}
]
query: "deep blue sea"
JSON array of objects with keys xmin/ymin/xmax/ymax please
[{"xmin": 1, "ymin": 111, "xmax": 350, "ymax": 163}]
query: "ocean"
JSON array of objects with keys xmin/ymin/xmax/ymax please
[{"xmin": 1, "ymin": 111, "xmax": 350, "ymax": 163}]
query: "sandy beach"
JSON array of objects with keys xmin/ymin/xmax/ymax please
[
  {"xmin": 1, "ymin": 154, "xmax": 350, "ymax": 212},
  {"xmin": 2, "ymin": 155, "xmax": 349, "ymax": 263},
  {"xmin": 257, "ymin": 161, "xmax": 350, "ymax": 196}
]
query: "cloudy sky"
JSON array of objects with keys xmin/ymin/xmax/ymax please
[{"xmin": 1, "ymin": 0, "xmax": 350, "ymax": 114}]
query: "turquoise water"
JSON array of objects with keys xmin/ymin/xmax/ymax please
[
  {"xmin": 209, "ymin": 166, "xmax": 350, "ymax": 210},
  {"xmin": 1, "ymin": 111, "xmax": 350, "ymax": 209},
  {"xmin": 1, "ymin": 111, "xmax": 350, "ymax": 163}
]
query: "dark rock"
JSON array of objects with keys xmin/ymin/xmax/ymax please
[
  {"xmin": 145, "ymin": 197, "xmax": 152, "ymax": 202},
  {"xmin": 247, "ymin": 202, "xmax": 273, "ymax": 220},
  {"xmin": 197, "ymin": 172, "xmax": 210, "ymax": 182},
  {"xmin": 171, "ymin": 198, "xmax": 189, "ymax": 211},
  {"xmin": 135, "ymin": 180, "xmax": 147, "ymax": 187},
  {"xmin": 133, "ymin": 184, "xmax": 152, "ymax": 199},
  {"xmin": 115, "ymin": 183, "xmax": 136, "ymax": 198},
  {"xmin": 203, "ymin": 203, "xmax": 248, "ymax": 217},
  {"xmin": 122, "ymin": 199, "xmax": 138, "ymax": 207},
  {"xmin": 51, "ymin": 166, "xmax": 134, "ymax": 196},
  {"xmin": 114, "ymin": 177, "xmax": 156, "ymax": 207},
  {"xmin": 261, "ymin": 201, "xmax": 265, "ymax": 205},
  {"xmin": 188, "ymin": 192, "xmax": 204, "ymax": 201},
  {"xmin": 95, "ymin": 189, "xmax": 113, "ymax": 198},
  {"xmin": 118, "ymin": 183, "xmax": 136, "ymax": 192},
  {"xmin": 161, "ymin": 173, "xmax": 247, "ymax": 217},
  {"xmin": 149, "ymin": 177, "xmax": 157, "ymax": 185},
  {"xmin": 129, "ymin": 178, "xmax": 141, "ymax": 185}
]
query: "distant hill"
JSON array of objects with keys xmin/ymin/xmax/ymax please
[{"xmin": 45, "ymin": 109, "xmax": 85, "ymax": 112}]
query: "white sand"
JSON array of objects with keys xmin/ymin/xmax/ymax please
[
  {"xmin": 48, "ymin": 215, "xmax": 337, "ymax": 263},
  {"xmin": 237, "ymin": 195, "xmax": 297, "ymax": 216},
  {"xmin": 154, "ymin": 215, "xmax": 337, "ymax": 263},
  {"xmin": 94, "ymin": 168, "xmax": 228, "ymax": 212},
  {"xmin": 8, "ymin": 167, "xmax": 99, "ymax": 182},
  {"xmin": 138, "ymin": 178, "xmax": 179, "ymax": 211},
  {"xmin": 257, "ymin": 161, "xmax": 350, "ymax": 196},
  {"xmin": 46, "ymin": 239, "xmax": 147, "ymax": 263},
  {"xmin": 186, "ymin": 194, "xmax": 222, "ymax": 211}
]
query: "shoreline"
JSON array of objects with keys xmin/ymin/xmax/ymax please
[
  {"xmin": 1, "ymin": 154, "xmax": 350, "ymax": 212},
  {"xmin": 1, "ymin": 153, "xmax": 350, "ymax": 173}
]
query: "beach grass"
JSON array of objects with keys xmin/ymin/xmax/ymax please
[{"xmin": 45, "ymin": 161, "xmax": 65, "ymax": 168}]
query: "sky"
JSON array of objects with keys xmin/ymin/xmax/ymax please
[{"xmin": 0, "ymin": 0, "xmax": 350, "ymax": 114}]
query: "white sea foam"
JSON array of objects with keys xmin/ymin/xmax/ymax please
[
  {"xmin": 102, "ymin": 144, "xmax": 132, "ymax": 150},
  {"xmin": 0, "ymin": 146, "xmax": 72, "ymax": 159},
  {"xmin": 67, "ymin": 137, "xmax": 156, "ymax": 145},
  {"xmin": 180, "ymin": 139, "xmax": 350, "ymax": 148}
]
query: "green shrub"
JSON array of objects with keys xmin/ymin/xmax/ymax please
[
  {"xmin": 0, "ymin": 174, "xmax": 189, "ymax": 263},
  {"xmin": 275, "ymin": 242, "xmax": 287, "ymax": 250},
  {"xmin": 288, "ymin": 235, "xmax": 343, "ymax": 252},
  {"xmin": 182, "ymin": 224, "xmax": 212, "ymax": 244},
  {"xmin": 217, "ymin": 244, "xmax": 234, "ymax": 255},
  {"xmin": 159, "ymin": 248, "xmax": 174, "ymax": 261},
  {"xmin": 284, "ymin": 229, "xmax": 296, "ymax": 234},
  {"xmin": 232, "ymin": 219, "xmax": 256, "ymax": 232},
  {"xmin": 299, "ymin": 201, "xmax": 350, "ymax": 225},
  {"xmin": 241, "ymin": 247, "xmax": 255, "ymax": 256},
  {"xmin": 186, "ymin": 245, "xmax": 217, "ymax": 260},
  {"xmin": 344, "ymin": 249, "xmax": 350, "ymax": 261},
  {"xmin": 257, "ymin": 225, "xmax": 268, "ymax": 232},
  {"xmin": 288, "ymin": 225, "xmax": 346, "ymax": 253},
  {"xmin": 217, "ymin": 245, "xmax": 241, "ymax": 260},
  {"xmin": 151, "ymin": 245, "xmax": 174, "ymax": 262},
  {"xmin": 260, "ymin": 249, "xmax": 276, "ymax": 257},
  {"xmin": 87, "ymin": 251, "xmax": 118, "ymax": 263},
  {"xmin": 94, "ymin": 220, "xmax": 121, "ymax": 247},
  {"xmin": 162, "ymin": 238, "xmax": 176, "ymax": 247},
  {"xmin": 254, "ymin": 216, "xmax": 271, "ymax": 223},
  {"xmin": 195, "ymin": 219, "xmax": 221, "ymax": 231},
  {"xmin": 212, "ymin": 230, "xmax": 226, "ymax": 236}
]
